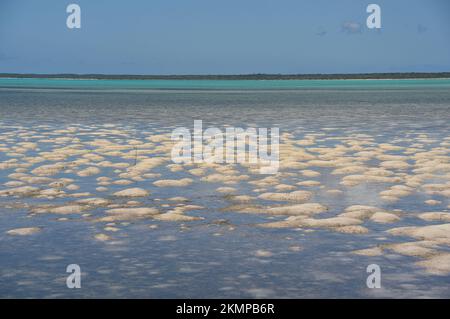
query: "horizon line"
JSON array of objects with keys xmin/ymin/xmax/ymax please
[{"xmin": 1, "ymin": 71, "xmax": 450, "ymax": 80}]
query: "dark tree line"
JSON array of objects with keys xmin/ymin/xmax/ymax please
[{"xmin": 1, "ymin": 72, "xmax": 449, "ymax": 80}]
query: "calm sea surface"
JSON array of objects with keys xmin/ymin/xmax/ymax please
[{"xmin": 0, "ymin": 78, "xmax": 449, "ymax": 298}]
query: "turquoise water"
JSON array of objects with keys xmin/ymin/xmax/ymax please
[{"xmin": 1, "ymin": 77, "xmax": 450, "ymax": 90}]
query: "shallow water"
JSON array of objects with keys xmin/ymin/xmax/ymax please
[{"xmin": 0, "ymin": 79, "xmax": 449, "ymax": 298}]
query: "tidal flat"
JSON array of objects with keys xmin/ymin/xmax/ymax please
[{"xmin": 0, "ymin": 79, "xmax": 449, "ymax": 298}]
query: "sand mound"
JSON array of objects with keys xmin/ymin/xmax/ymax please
[
  {"xmin": 418, "ymin": 212, "xmax": 450, "ymax": 222},
  {"xmin": 113, "ymin": 188, "xmax": 149, "ymax": 197},
  {"xmin": 153, "ymin": 178, "xmax": 193, "ymax": 187},
  {"xmin": 76, "ymin": 198, "xmax": 110, "ymax": 206},
  {"xmin": 254, "ymin": 250, "xmax": 273, "ymax": 257},
  {"xmin": 266, "ymin": 203, "xmax": 327, "ymax": 216},
  {"xmin": 0, "ymin": 186, "xmax": 40, "ymax": 197},
  {"xmin": 97, "ymin": 207, "xmax": 159, "ymax": 222},
  {"xmin": 6, "ymin": 227, "xmax": 41, "ymax": 236},
  {"xmin": 77, "ymin": 167, "xmax": 101, "ymax": 177},
  {"xmin": 299, "ymin": 216, "xmax": 362, "ymax": 228},
  {"xmin": 386, "ymin": 241, "xmax": 437, "ymax": 258},
  {"xmin": 45, "ymin": 205, "xmax": 89, "ymax": 214},
  {"xmin": 353, "ymin": 247, "xmax": 383, "ymax": 256},
  {"xmin": 370, "ymin": 212, "xmax": 401, "ymax": 224},
  {"xmin": 387, "ymin": 223, "xmax": 450, "ymax": 242},
  {"xmin": 216, "ymin": 187, "xmax": 237, "ymax": 194},
  {"xmin": 416, "ymin": 253, "xmax": 450, "ymax": 275},
  {"xmin": 259, "ymin": 215, "xmax": 361, "ymax": 230},
  {"xmin": 153, "ymin": 212, "xmax": 203, "ymax": 222},
  {"xmin": 258, "ymin": 190, "xmax": 312, "ymax": 202},
  {"xmin": 94, "ymin": 233, "xmax": 111, "ymax": 241},
  {"xmin": 334, "ymin": 225, "xmax": 369, "ymax": 234},
  {"xmin": 167, "ymin": 196, "xmax": 189, "ymax": 202}
]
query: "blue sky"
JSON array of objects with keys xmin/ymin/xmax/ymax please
[{"xmin": 1, "ymin": 0, "xmax": 450, "ymax": 74}]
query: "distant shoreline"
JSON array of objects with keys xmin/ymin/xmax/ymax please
[{"xmin": 1, "ymin": 72, "xmax": 450, "ymax": 81}]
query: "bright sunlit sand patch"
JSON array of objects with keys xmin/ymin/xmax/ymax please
[
  {"xmin": 369, "ymin": 212, "xmax": 402, "ymax": 224},
  {"xmin": 258, "ymin": 190, "xmax": 312, "ymax": 202},
  {"xmin": 153, "ymin": 178, "xmax": 193, "ymax": 187},
  {"xmin": 97, "ymin": 207, "xmax": 159, "ymax": 222},
  {"xmin": 416, "ymin": 254, "xmax": 450, "ymax": 275},
  {"xmin": 418, "ymin": 212, "xmax": 450, "ymax": 222},
  {"xmin": 113, "ymin": 188, "xmax": 149, "ymax": 197},
  {"xmin": 6, "ymin": 227, "xmax": 41, "ymax": 236},
  {"xmin": 94, "ymin": 233, "xmax": 111, "ymax": 242}
]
